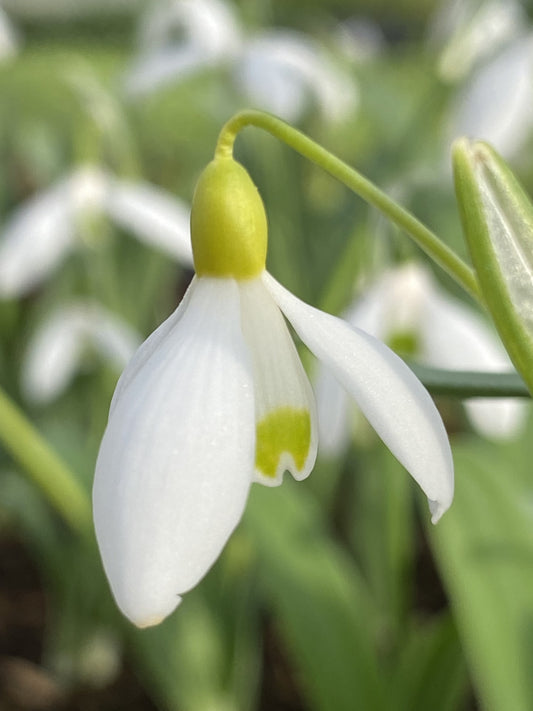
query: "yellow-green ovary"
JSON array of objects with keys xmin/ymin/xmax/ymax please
[{"xmin": 255, "ymin": 407, "xmax": 311, "ymax": 478}]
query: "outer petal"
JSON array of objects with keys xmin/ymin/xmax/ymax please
[
  {"xmin": 105, "ymin": 179, "xmax": 193, "ymax": 265},
  {"xmin": 93, "ymin": 277, "xmax": 255, "ymax": 627},
  {"xmin": 421, "ymin": 290, "xmax": 528, "ymax": 439},
  {"xmin": 264, "ymin": 273, "xmax": 454, "ymax": 522},
  {"xmin": 240, "ymin": 277, "xmax": 317, "ymax": 485}
]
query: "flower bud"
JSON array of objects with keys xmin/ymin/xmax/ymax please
[{"xmin": 453, "ymin": 138, "xmax": 533, "ymax": 394}]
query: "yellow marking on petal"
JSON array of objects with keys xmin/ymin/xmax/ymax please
[
  {"xmin": 191, "ymin": 157, "xmax": 267, "ymax": 279},
  {"xmin": 388, "ymin": 330, "xmax": 419, "ymax": 358},
  {"xmin": 255, "ymin": 407, "xmax": 311, "ymax": 479}
]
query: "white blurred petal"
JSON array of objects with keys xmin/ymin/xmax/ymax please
[
  {"xmin": 265, "ymin": 272, "xmax": 454, "ymax": 522},
  {"xmin": 93, "ymin": 277, "xmax": 255, "ymax": 627},
  {"xmin": 236, "ymin": 31, "xmax": 358, "ymax": 122},
  {"xmin": 313, "ymin": 363, "xmax": 352, "ymax": 456},
  {"xmin": 106, "ymin": 179, "xmax": 193, "ymax": 264},
  {"xmin": 421, "ymin": 289, "xmax": 528, "ymax": 439},
  {"xmin": 448, "ymin": 35, "xmax": 533, "ymax": 158},
  {"xmin": 335, "ymin": 18, "xmax": 385, "ymax": 64},
  {"xmin": 315, "ymin": 264, "xmax": 431, "ymax": 455},
  {"xmin": 0, "ymin": 6, "xmax": 19, "ymax": 60},
  {"xmin": 430, "ymin": 0, "xmax": 524, "ymax": 81},
  {"xmin": 22, "ymin": 308, "xmax": 85, "ymax": 404},
  {"xmin": 22, "ymin": 301, "xmax": 140, "ymax": 404},
  {"xmin": 240, "ymin": 276, "xmax": 317, "ymax": 485},
  {"xmin": 124, "ymin": 0, "xmax": 240, "ymax": 95},
  {"xmin": 0, "ymin": 167, "xmax": 108, "ymax": 298}
]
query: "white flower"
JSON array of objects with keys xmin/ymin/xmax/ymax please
[
  {"xmin": 0, "ymin": 166, "xmax": 192, "ymax": 298},
  {"xmin": 316, "ymin": 262, "xmax": 527, "ymax": 454},
  {"xmin": 93, "ymin": 156, "xmax": 453, "ymax": 628},
  {"xmin": 124, "ymin": 0, "xmax": 357, "ymax": 123},
  {"xmin": 21, "ymin": 300, "xmax": 141, "ymax": 404}
]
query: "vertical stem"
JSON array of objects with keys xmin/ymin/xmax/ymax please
[{"xmin": 0, "ymin": 388, "xmax": 92, "ymax": 534}]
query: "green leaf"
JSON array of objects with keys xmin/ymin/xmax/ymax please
[
  {"xmin": 430, "ymin": 439, "xmax": 533, "ymax": 711},
  {"xmin": 392, "ymin": 614, "xmax": 468, "ymax": 711},
  {"xmin": 245, "ymin": 480, "xmax": 386, "ymax": 711}
]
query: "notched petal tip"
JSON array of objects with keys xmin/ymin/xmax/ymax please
[
  {"xmin": 429, "ymin": 498, "xmax": 449, "ymax": 525},
  {"xmin": 253, "ymin": 405, "xmax": 315, "ymax": 486}
]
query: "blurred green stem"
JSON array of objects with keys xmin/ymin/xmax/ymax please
[
  {"xmin": 216, "ymin": 110, "xmax": 481, "ymax": 303},
  {"xmin": 408, "ymin": 365, "xmax": 530, "ymax": 398},
  {"xmin": 0, "ymin": 387, "xmax": 92, "ymax": 534}
]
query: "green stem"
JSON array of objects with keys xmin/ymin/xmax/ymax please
[
  {"xmin": 409, "ymin": 364, "xmax": 530, "ymax": 398},
  {"xmin": 0, "ymin": 388, "xmax": 92, "ymax": 534},
  {"xmin": 216, "ymin": 110, "xmax": 482, "ymax": 303}
]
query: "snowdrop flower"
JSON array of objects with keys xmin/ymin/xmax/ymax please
[
  {"xmin": 124, "ymin": 0, "xmax": 357, "ymax": 123},
  {"xmin": 93, "ymin": 155, "xmax": 454, "ymax": 628},
  {"xmin": 22, "ymin": 300, "xmax": 141, "ymax": 404},
  {"xmin": 316, "ymin": 262, "xmax": 527, "ymax": 454},
  {"xmin": 0, "ymin": 167, "xmax": 192, "ymax": 298}
]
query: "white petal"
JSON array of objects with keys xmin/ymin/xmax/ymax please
[
  {"xmin": 430, "ymin": 0, "xmax": 524, "ymax": 82},
  {"xmin": 105, "ymin": 179, "xmax": 193, "ymax": 264},
  {"xmin": 448, "ymin": 35, "xmax": 533, "ymax": 158},
  {"xmin": 108, "ymin": 278, "xmax": 196, "ymax": 414},
  {"xmin": 0, "ymin": 6, "xmax": 19, "ymax": 61},
  {"xmin": 264, "ymin": 273, "xmax": 454, "ymax": 522},
  {"xmin": 93, "ymin": 277, "xmax": 255, "ymax": 627},
  {"xmin": 0, "ymin": 167, "xmax": 108, "ymax": 298},
  {"xmin": 240, "ymin": 277, "xmax": 317, "ymax": 485},
  {"xmin": 421, "ymin": 289, "xmax": 528, "ymax": 439},
  {"xmin": 315, "ymin": 263, "xmax": 433, "ymax": 456},
  {"xmin": 0, "ymin": 183, "xmax": 75, "ymax": 297},
  {"xmin": 313, "ymin": 363, "xmax": 352, "ymax": 456},
  {"xmin": 22, "ymin": 307, "xmax": 86, "ymax": 404},
  {"xmin": 236, "ymin": 31, "xmax": 357, "ymax": 122},
  {"xmin": 124, "ymin": 0, "xmax": 241, "ymax": 95},
  {"xmin": 22, "ymin": 301, "xmax": 141, "ymax": 404},
  {"xmin": 123, "ymin": 47, "xmax": 213, "ymax": 95}
]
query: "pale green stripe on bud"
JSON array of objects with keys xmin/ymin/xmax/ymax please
[{"xmin": 453, "ymin": 138, "xmax": 533, "ymax": 394}]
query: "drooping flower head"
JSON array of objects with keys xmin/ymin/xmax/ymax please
[{"xmin": 93, "ymin": 154, "xmax": 454, "ymax": 628}]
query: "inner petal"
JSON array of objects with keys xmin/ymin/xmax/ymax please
[{"xmin": 239, "ymin": 276, "xmax": 317, "ymax": 486}]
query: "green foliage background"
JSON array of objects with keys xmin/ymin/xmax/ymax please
[{"xmin": 1, "ymin": 1, "xmax": 533, "ymax": 709}]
